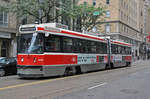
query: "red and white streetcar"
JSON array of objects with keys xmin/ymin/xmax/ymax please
[{"xmin": 17, "ymin": 23, "xmax": 132, "ymax": 78}]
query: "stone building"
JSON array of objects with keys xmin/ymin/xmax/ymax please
[
  {"xmin": 79, "ymin": 0, "xmax": 147, "ymax": 59},
  {"xmin": 0, "ymin": 0, "xmax": 149, "ymax": 59},
  {"xmin": 0, "ymin": 0, "xmax": 17, "ymax": 57}
]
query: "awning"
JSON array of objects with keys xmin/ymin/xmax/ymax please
[{"xmin": 0, "ymin": 32, "xmax": 11, "ymax": 39}]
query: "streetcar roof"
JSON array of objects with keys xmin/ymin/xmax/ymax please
[
  {"xmin": 19, "ymin": 23, "xmax": 107, "ymax": 43},
  {"xmin": 111, "ymin": 40, "xmax": 132, "ymax": 47},
  {"xmin": 19, "ymin": 23, "xmax": 132, "ymax": 47}
]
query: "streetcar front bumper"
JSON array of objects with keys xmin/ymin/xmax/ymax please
[{"xmin": 17, "ymin": 65, "xmax": 44, "ymax": 78}]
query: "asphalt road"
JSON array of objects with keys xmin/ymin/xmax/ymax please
[
  {"xmin": 0, "ymin": 60, "xmax": 150, "ymax": 99},
  {"xmin": 54, "ymin": 61, "xmax": 150, "ymax": 99}
]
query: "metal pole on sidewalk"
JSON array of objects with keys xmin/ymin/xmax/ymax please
[
  {"xmin": 144, "ymin": 36, "xmax": 147, "ymax": 60},
  {"xmin": 38, "ymin": 0, "xmax": 42, "ymax": 24}
]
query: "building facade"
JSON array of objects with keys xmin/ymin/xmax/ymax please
[
  {"xmin": 0, "ymin": 0, "xmax": 17, "ymax": 57},
  {"xmin": 79, "ymin": 0, "xmax": 147, "ymax": 59},
  {"xmin": 0, "ymin": 0, "xmax": 149, "ymax": 59}
]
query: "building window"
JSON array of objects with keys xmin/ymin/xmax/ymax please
[
  {"xmin": 124, "ymin": 26, "xmax": 126, "ymax": 32},
  {"xmin": 83, "ymin": 1, "xmax": 87, "ymax": 5},
  {"xmin": 105, "ymin": 24, "xmax": 110, "ymax": 33},
  {"xmin": 1, "ymin": 40, "xmax": 9, "ymax": 57},
  {"xmin": 106, "ymin": 11, "xmax": 110, "ymax": 17},
  {"xmin": 93, "ymin": 0, "xmax": 96, "ymax": 6},
  {"xmin": 106, "ymin": 0, "xmax": 110, "ymax": 4},
  {"xmin": 141, "ymin": 11, "xmax": 143, "ymax": 16},
  {"xmin": 0, "ymin": 12, "xmax": 8, "ymax": 26},
  {"xmin": 141, "ymin": 28, "xmax": 143, "ymax": 33}
]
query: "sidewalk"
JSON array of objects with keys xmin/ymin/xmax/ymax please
[{"xmin": 132, "ymin": 59, "xmax": 150, "ymax": 66}]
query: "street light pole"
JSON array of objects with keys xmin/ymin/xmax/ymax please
[
  {"xmin": 144, "ymin": 36, "xmax": 147, "ymax": 60},
  {"xmin": 38, "ymin": 0, "xmax": 42, "ymax": 24}
]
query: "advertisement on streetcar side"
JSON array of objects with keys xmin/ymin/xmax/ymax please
[{"xmin": 78, "ymin": 54, "xmax": 97, "ymax": 64}]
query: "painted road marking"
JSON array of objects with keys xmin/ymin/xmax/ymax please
[
  {"xmin": 88, "ymin": 82, "xmax": 107, "ymax": 90},
  {"xmin": 0, "ymin": 70, "xmax": 107, "ymax": 91},
  {"xmin": 0, "ymin": 76, "xmax": 74, "ymax": 91}
]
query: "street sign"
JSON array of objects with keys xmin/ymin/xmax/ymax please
[{"xmin": 93, "ymin": 11, "xmax": 100, "ymax": 16}]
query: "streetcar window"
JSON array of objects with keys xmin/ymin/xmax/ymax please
[
  {"xmin": 96, "ymin": 42, "xmax": 107, "ymax": 54},
  {"xmin": 18, "ymin": 34, "xmax": 32, "ymax": 53},
  {"xmin": 45, "ymin": 35, "xmax": 61, "ymax": 52},
  {"xmin": 73, "ymin": 39, "xmax": 81, "ymax": 53},
  {"xmin": 118, "ymin": 46, "xmax": 122, "ymax": 54},
  {"xmin": 18, "ymin": 33, "xmax": 44, "ymax": 54},
  {"xmin": 129, "ymin": 47, "xmax": 131, "ymax": 54},
  {"xmin": 111, "ymin": 44, "xmax": 117, "ymax": 54},
  {"xmin": 75, "ymin": 40, "xmax": 98, "ymax": 53},
  {"xmin": 81, "ymin": 40, "xmax": 88, "ymax": 53},
  {"xmin": 121, "ymin": 47, "xmax": 126, "ymax": 54},
  {"xmin": 125, "ymin": 47, "xmax": 131, "ymax": 55},
  {"xmin": 73, "ymin": 39, "xmax": 88, "ymax": 53},
  {"xmin": 73, "ymin": 39, "xmax": 99, "ymax": 53},
  {"xmin": 63, "ymin": 37, "xmax": 73, "ymax": 53},
  {"xmin": 44, "ymin": 34, "xmax": 108, "ymax": 54},
  {"xmin": 102, "ymin": 43, "xmax": 107, "ymax": 54},
  {"xmin": 96, "ymin": 43, "xmax": 101, "ymax": 53},
  {"xmin": 111, "ymin": 44, "xmax": 131, "ymax": 55},
  {"xmin": 28, "ymin": 33, "xmax": 44, "ymax": 54},
  {"xmin": 90, "ymin": 42, "xmax": 97, "ymax": 53}
]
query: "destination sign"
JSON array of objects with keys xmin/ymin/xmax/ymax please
[{"xmin": 20, "ymin": 27, "xmax": 36, "ymax": 32}]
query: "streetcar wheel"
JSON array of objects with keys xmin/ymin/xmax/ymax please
[
  {"xmin": 75, "ymin": 66, "xmax": 82, "ymax": 74},
  {"xmin": 127, "ymin": 62, "xmax": 131, "ymax": 67},
  {"xmin": 0, "ymin": 69, "xmax": 5, "ymax": 77},
  {"xmin": 105, "ymin": 64, "xmax": 109, "ymax": 70},
  {"xmin": 111, "ymin": 63, "xmax": 114, "ymax": 69},
  {"xmin": 64, "ymin": 67, "xmax": 73, "ymax": 76}
]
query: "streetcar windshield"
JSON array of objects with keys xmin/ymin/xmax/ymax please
[{"xmin": 18, "ymin": 33, "xmax": 44, "ymax": 54}]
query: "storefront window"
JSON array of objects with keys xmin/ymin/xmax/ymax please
[{"xmin": 1, "ymin": 40, "xmax": 9, "ymax": 57}]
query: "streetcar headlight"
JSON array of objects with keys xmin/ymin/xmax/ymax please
[
  {"xmin": 33, "ymin": 57, "xmax": 37, "ymax": 63},
  {"xmin": 21, "ymin": 57, "xmax": 24, "ymax": 62}
]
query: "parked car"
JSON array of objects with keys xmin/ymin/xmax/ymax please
[{"xmin": 0, "ymin": 57, "xmax": 17, "ymax": 77}]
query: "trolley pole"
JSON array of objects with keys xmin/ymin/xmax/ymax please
[{"xmin": 107, "ymin": 38, "xmax": 111, "ymax": 67}]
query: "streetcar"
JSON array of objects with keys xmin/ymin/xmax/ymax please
[{"xmin": 17, "ymin": 23, "xmax": 132, "ymax": 78}]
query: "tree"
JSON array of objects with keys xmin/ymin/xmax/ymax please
[
  {"xmin": 0, "ymin": 0, "xmax": 72, "ymax": 23},
  {"xmin": 69, "ymin": 3, "xmax": 106, "ymax": 32},
  {"xmin": 0, "ymin": 0, "xmax": 106, "ymax": 32}
]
